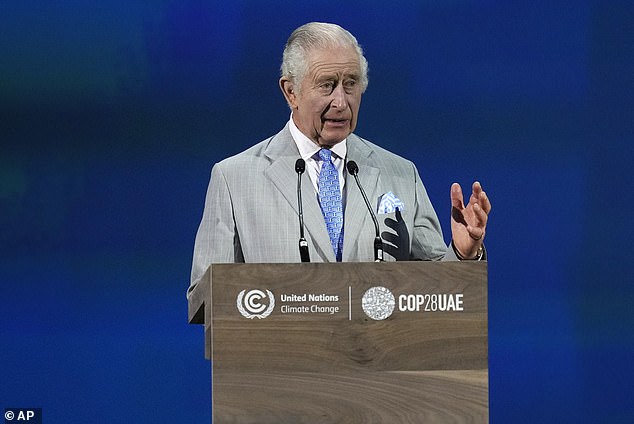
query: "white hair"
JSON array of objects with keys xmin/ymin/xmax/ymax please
[{"xmin": 281, "ymin": 22, "xmax": 369, "ymax": 93}]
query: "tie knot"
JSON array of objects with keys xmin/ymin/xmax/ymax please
[{"xmin": 318, "ymin": 148, "xmax": 332, "ymax": 163}]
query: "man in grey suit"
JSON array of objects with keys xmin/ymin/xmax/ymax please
[{"xmin": 189, "ymin": 22, "xmax": 491, "ymax": 296}]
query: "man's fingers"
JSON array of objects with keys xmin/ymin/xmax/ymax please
[
  {"xmin": 479, "ymin": 191, "xmax": 492, "ymax": 214},
  {"xmin": 473, "ymin": 202, "xmax": 488, "ymax": 227},
  {"xmin": 470, "ymin": 182, "xmax": 491, "ymax": 215},
  {"xmin": 466, "ymin": 224, "xmax": 485, "ymax": 241},
  {"xmin": 468, "ymin": 181, "xmax": 482, "ymax": 205},
  {"xmin": 451, "ymin": 183, "xmax": 464, "ymax": 209}
]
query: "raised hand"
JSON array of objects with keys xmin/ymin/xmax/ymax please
[{"xmin": 450, "ymin": 181, "xmax": 491, "ymax": 259}]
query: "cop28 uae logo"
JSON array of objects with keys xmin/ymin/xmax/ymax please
[{"xmin": 237, "ymin": 289, "xmax": 275, "ymax": 319}]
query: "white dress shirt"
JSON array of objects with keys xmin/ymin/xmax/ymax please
[{"xmin": 288, "ymin": 116, "xmax": 347, "ymax": 201}]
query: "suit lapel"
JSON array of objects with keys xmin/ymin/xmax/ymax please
[
  {"xmin": 263, "ymin": 127, "xmax": 335, "ymax": 261},
  {"xmin": 343, "ymin": 135, "xmax": 380, "ymax": 261}
]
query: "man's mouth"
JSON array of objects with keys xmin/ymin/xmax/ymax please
[{"xmin": 324, "ymin": 118, "xmax": 349, "ymax": 126}]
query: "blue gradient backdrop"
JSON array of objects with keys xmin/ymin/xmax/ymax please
[{"xmin": 1, "ymin": 1, "xmax": 632, "ymax": 423}]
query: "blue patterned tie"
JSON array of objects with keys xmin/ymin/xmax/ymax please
[{"xmin": 318, "ymin": 148, "xmax": 344, "ymax": 261}]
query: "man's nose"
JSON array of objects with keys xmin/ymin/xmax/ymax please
[{"xmin": 330, "ymin": 84, "xmax": 347, "ymax": 109}]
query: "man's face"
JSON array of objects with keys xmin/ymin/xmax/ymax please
[{"xmin": 281, "ymin": 46, "xmax": 363, "ymax": 147}]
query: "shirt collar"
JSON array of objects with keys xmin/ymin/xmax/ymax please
[{"xmin": 288, "ymin": 113, "xmax": 347, "ymax": 161}]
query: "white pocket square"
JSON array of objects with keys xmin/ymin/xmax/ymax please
[{"xmin": 377, "ymin": 191, "xmax": 405, "ymax": 214}]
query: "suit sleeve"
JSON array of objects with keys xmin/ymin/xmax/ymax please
[
  {"xmin": 409, "ymin": 163, "xmax": 452, "ymax": 261},
  {"xmin": 188, "ymin": 163, "xmax": 243, "ymax": 297}
]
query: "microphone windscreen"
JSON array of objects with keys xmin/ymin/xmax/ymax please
[
  {"xmin": 346, "ymin": 160, "xmax": 359, "ymax": 175},
  {"xmin": 295, "ymin": 158, "xmax": 306, "ymax": 173}
]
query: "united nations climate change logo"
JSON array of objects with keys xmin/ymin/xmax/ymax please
[
  {"xmin": 237, "ymin": 289, "xmax": 275, "ymax": 319},
  {"xmin": 362, "ymin": 286, "xmax": 395, "ymax": 320}
]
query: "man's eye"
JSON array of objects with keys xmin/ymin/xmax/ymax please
[
  {"xmin": 343, "ymin": 79, "xmax": 357, "ymax": 89},
  {"xmin": 320, "ymin": 81, "xmax": 334, "ymax": 91}
]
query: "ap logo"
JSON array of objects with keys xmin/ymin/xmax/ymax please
[{"xmin": 236, "ymin": 289, "xmax": 275, "ymax": 319}]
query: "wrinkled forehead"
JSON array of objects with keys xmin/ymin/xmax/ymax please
[{"xmin": 305, "ymin": 46, "xmax": 362, "ymax": 78}]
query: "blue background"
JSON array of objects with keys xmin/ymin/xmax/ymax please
[{"xmin": 1, "ymin": 1, "xmax": 632, "ymax": 422}]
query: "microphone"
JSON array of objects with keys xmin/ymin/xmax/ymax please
[
  {"xmin": 295, "ymin": 158, "xmax": 310, "ymax": 262},
  {"xmin": 346, "ymin": 160, "xmax": 384, "ymax": 262}
]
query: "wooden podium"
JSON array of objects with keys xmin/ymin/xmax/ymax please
[{"xmin": 188, "ymin": 261, "xmax": 488, "ymax": 423}]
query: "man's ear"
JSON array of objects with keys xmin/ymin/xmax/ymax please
[{"xmin": 279, "ymin": 77, "xmax": 297, "ymax": 109}]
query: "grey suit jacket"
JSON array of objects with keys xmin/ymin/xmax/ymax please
[{"xmin": 189, "ymin": 125, "xmax": 455, "ymax": 295}]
